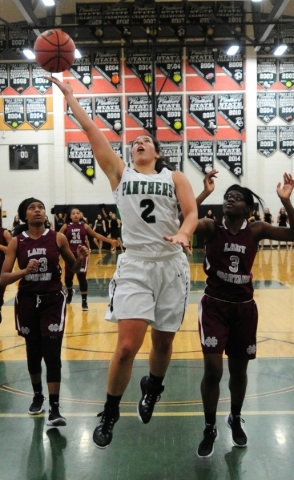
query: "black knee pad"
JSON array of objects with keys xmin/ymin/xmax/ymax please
[
  {"xmin": 25, "ymin": 337, "xmax": 43, "ymax": 375},
  {"xmin": 42, "ymin": 336, "xmax": 63, "ymax": 383},
  {"xmin": 77, "ymin": 273, "xmax": 87, "ymax": 292}
]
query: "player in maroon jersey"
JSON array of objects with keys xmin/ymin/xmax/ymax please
[
  {"xmin": 59, "ymin": 207, "xmax": 118, "ymax": 310},
  {"xmin": 0, "ymin": 198, "xmax": 88, "ymax": 427},
  {"xmin": 194, "ymin": 172, "xmax": 294, "ymax": 458},
  {"xmin": 0, "ymin": 227, "xmax": 12, "ymax": 323}
]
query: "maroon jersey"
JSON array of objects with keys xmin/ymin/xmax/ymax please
[
  {"xmin": 204, "ymin": 219, "xmax": 257, "ymax": 302},
  {"xmin": 0, "ymin": 227, "xmax": 7, "ymax": 265},
  {"xmin": 63, "ymin": 222, "xmax": 87, "ymax": 253},
  {"xmin": 16, "ymin": 229, "xmax": 62, "ymax": 294}
]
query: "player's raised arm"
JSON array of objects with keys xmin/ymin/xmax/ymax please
[{"xmin": 45, "ymin": 76, "xmax": 125, "ymax": 190}]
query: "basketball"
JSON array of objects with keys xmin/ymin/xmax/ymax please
[{"xmin": 34, "ymin": 29, "xmax": 76, "ymax": 73}]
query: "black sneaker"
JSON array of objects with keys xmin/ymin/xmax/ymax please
[
  {"xmin": 46, "ymin": 402, "xmax": 67, "ymax": 427},
  {"xmin": 28, "ymin": 394, "xmax": 45, "ymax": 415},
  {"xmin": 82, "ymin": 300, "xmax": 89, "ymax": 311},
  {"xmin": 137, "ymin": 376, "xmax": 164, "ymax": 424},
  {"xmin": 226, "ymin": 413, "xmax": 247, "ymax": 447},
  {"xmin": 93, "ymin": 408, "xmax": 120, "ymax": 449},
  {"xmin": 66, "ymin": 289, "xmax": 75, "ymax": 305},
  {"xmin": 197, "ymin": 425, "xmax": 219, "ymax": 458}
]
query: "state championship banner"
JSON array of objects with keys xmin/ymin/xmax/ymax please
[
  {"xmin": 188, "ymin": 141, "xmax": 214, "ymax": 175},
  {"xmin": 217, "ymin": 49, "xmax": 244, "ymax": 86},
  {"xmin": 257, "ymin": 92, "xmax": 277, "ymax": 124},
  {"xmin": 95, "ymin": 97, "xmax": 123, "ymax": 135},
  {"xmin": 156, "ymin": 48, "xmax": 182, "ymax": 87},
  {"xmin": 216, "ymin": 140, "xmax": 243, "ymax": 179},
  {"xmin": 93, "ymin": 49, "xmax": 121, "ymax": 89},
  {"xmin": 188, "ymin": 94, "xmax": 217, "ymax": 135},
  {"xmin": 218, "ymin": 93, "xmax": 244, "ymax": 133},
  {"xmin": 160, "ymin": 142, "xmax": 183, "ymax": 171},
  {"xmin": 257, "ymin": 126, "xmax": 277, "ymax": 157},
  {"xmin": 279, "ymin": 126, "xmax": 294, "ymax": 158},
  {"xmin": 126, "ymin": 50, "xmax": 152, "ymax": 88},
  {"xmin": 188, "ymin": 48, "xmax": 215, "ymax": 87},
  {"xmin": 127, "ymin": 95, "xmax": 153, "ymax": 131},
  {"xmin": 157, "ymin": 95, "xmax": 183, "ymax": 135},
  {"xmin": 69, "ymin": 51, "xmax": 92, "ymax": 89},
  {"xmin": 4, "ymin": 97, "xmax": 25, "ymax": 129},
  {"xmin": 68, "ymin": 142, "xmax": 95, "ymax": 183},
  {"xmin": 257, "ymin": 58, "xmax": 277, "ymax": 89}
]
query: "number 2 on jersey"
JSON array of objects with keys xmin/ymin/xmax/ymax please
[{"xmin": 140, "ymin": 199, "xmax": 156, "ymax": 223}]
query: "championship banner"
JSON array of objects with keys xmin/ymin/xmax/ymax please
[
  {"xmin": 0, "ymin": 25, "xmax": 6, "ymax": 55},
  {"xmin": 67, "ymin": 97, "xmax": 93, "ymax": 130},
  {"xmin": 110, "ymin": 142, "xmax": 123, "ymax": 160},
  {"xmin": 25, "ymin": 98, "xmax": 47, "ymax": 129},
  {"xmin": 278, "ymin": 59, "xmax": 294, "ymax": 89},
  {"xmin": 4, "ymin": 98, "xmax": 25, "ymax": 130},
  {"xmin": 217, "ymin": 49, "xmax": 243, "ymax": 86},
  {"xmin": 218, "ymin": 93, "xmax": 244, "ymax": 133},
  {"xmin": 76, "ymin": 3, "xmax": 103, "ymax": 25},
  {"xmin": 95, "ymin": 97, "xmax": 122, "ymax": 135},
  {"xmin": 157, "ymin": 95, "xmax": 183, "ymax": 135},
  {"xmin": 257, "ymin": 58, "xmax": 277, "ymax": 89},
  {"xmin": 216, "ymin": 140, "xmax": 243, "ymax": 179},
  {"xmin": 132, "ymin": 3, "xmax": 157, "ymax": 25},
  {"xmin": 188, "ymin": 48, "xmax": 215, "ymax": 87},
  {"xmin": 103, "ymin": 3, "xmax": 130, "ymax": 29},
  {"xmin": 188, "ymin": 3, "xmax": 214, "ymax": 25},
  {"xmin": 69, "ymin": 51, "xmax": 92, "ymax": 89},
  {"xmin": 126, "ymin": 50, "xmax": 152, "ymax": 88},
  {"xmin": 31, "ymin": 64, "xmax": 52, "ymax": 94},
  {"xmin": 279, "ymin": 126, "xmax": 294, "ymax": 158},
  {"xmin": 159, "ymin": 2, "xmax": 185, "ymax": 27},
  {"xmin": 188, "ymin": 141, "xmax": 214, "ymax": 175},
  {"xmin": 278, "ymin": 92, "xmax": 294, "ymax": 124},
  {"xmin": 160, "ymin": 142, "xmax": 183, "ymax": 172},
  {"xmin": 127, "ymin": 96, "xmax": 153, "ymax": 131},
  {"xmin": 257, "ymin": 92, "xmax": 277, "ymax": 124},
  {"xmin": 93, "ymin": 49, "xmax": 121, "ymax": 89},
  {"xmin": 257, "ymin": 126, "xmax": 277, "ymax": 157},
  {"xmin": 8, "ymin": 26, "xmax": 30, "ymax": 53},
  {"xmin": 9, "ymin": 63, "xmax": 30, "ymax": 94},
  {"xmin": 68, "ymin": 142, "xmax": 95, "ymax": 183},
  {"xmin": 0, "ymin": 64, "xmax": 8, "ymax": 94},
  {"xmin": 156, "ymin": 48, "xmax": 182, "ymax": 87},
  {"xmin": 188, "ymin": 94, "xmax": 217, "ymax": 136}
]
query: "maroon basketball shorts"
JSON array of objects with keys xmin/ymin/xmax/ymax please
[
  {"xmin": 15, "ymin": 290, "xmax": 66, "ymax": 338},
  {"xmin": 198, "ymin": 294, "xmax": 258, "ymax": 359}
]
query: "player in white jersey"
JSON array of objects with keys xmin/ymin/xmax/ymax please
[{"xmin": 48, "ymin": 76, "xmax": 198, "ymax": 449}]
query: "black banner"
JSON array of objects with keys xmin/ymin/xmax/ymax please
[
  {"xmin": 4, "ymin": 98, "xmax": 25, "ymax": 129},
  {"xmin": 278, "ymin": 59, "xmax": 294, "ymax": 89},
  {"xmin": 188, "ymin": 141, "xmax": 214, "ymax": 175},
  {"xmin": 159, "ymin": 3, "xmax": 185, "ymax": 26},
  {"xmin": 132, "ymin": 4, "xmax": 157, "ymax": 26},
  {"xmin": 127, "ymin": 96, "xmax": 153, "ymax": 131},
  {"xmin": 67, "ymin": 97, "xmax": 93, "ymax": 130},
  {"xmin": 188, "ymin": 2, "xmax": 214, "ymax": 25},
  {"xmin": 69, "ymin": 51, "xmax": 92, "ymax": 89},
  {"xmin": 218, "ymin": 93, "xmax": 244, "ymax": 133},
  {"xmin": 68, "ymin": 142, "xmax": 95, "ymax": 183},
  {"xmin": 76, "ymin": 3, "xmax": 103, "ymax": 25},
  {"xmin": 257, "ymin": 126, "xmax": 277, "ymax": 157},
  {"xmin": 188, "ymin": 48, "xmax": 215, "ymax": 87},
  {"xmin": 217, "ymin": 49, "xmax": 243, "ymax": 86},
  {"xmin": 216, "ymin": 140, "xmax": 243, "ymax": 179},
  {"xmin": 188, "ymin": 94, "xmax": 217, "ymax": 136},
  {"xmin": 0, "ymin": 25, "xmax": 6, "ymax": 54},
  {"xmin": 157, "ymin": 95, "xmax": 183, "ymax": 135},
  {"xmin": 95, "ymin": 97, "xmax": 122, "ymax": 135},
  {"xmin": 93, "ymin": 49, "xmax": 120, "ymax": 88},
  {"xmin": 278, "ymin": 92, "xmax": 294, "ymax": 124},
  {"xmin": 126, "ymin": 50, "xmax": 152, "ymax": 87},
  {"xmin": 160, "ymin": 142, "xmax": 183, "ymax": 172},
  {"xmin": 9, "ymin": 145, "xmax": 39, "ymax": 170},
  {"xmin": 110, "ymin": 142, "xmax": 123, "ymax": 160},
  {"xmin": 156, "ymin": 48, "xmax": 182, "ymax": 87},
  {"xmin": 0, "ymin": 64, "xmax": 8, "ymax": 94},
  {"xmin": 103, "ymin": 3, "xmax": 130, "ymax": 28},
  {"xmin": 25, "ymin": 98, "xmax": 47, "ymax": 129},
  {"xmin": 279, "ymin": 126, "xmax": 294, "ymax": 158},
  {"xmin": 8, "ymin": 26, "xmax": 29, "ymax": 52},
  {"xmin": 9, "ymin": 63, "xmax": 30, "ymax": 94},
  {"xmin": 257, "ymin": 58, "xmax": 277, "ymax": 89},
  {"xmin": 31, "ymin": 64, "xmax": 52, "ymax": 94},
  {"xmin": 217, "ymin": 2, "xmax": 243, "ymax": 25},
  {"xmin": 257, "ymin": 92, "xmax": 277, "ymax": 124}
]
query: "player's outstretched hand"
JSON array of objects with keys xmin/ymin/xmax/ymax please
[
  {"xmin": 44, "ymin": 76, "xmax": 73, "ymax": 97},
  {"xmin": 277, "ymin": 173, "xmax": 294, "ymax": 200}
]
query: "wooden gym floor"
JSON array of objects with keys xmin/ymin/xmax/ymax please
[{"xmin": 1, "ymin": 247, "xmax": 294, "ymax": 480}]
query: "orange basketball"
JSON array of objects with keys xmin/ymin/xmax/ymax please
[{"xmin": 34, "ymin": 29, "xmax": 76, "ymax": 73}]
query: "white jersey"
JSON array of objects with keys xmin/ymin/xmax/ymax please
[{"xmin": 113, "ymin": 166, "xmax": 181, "ymax": 253}]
